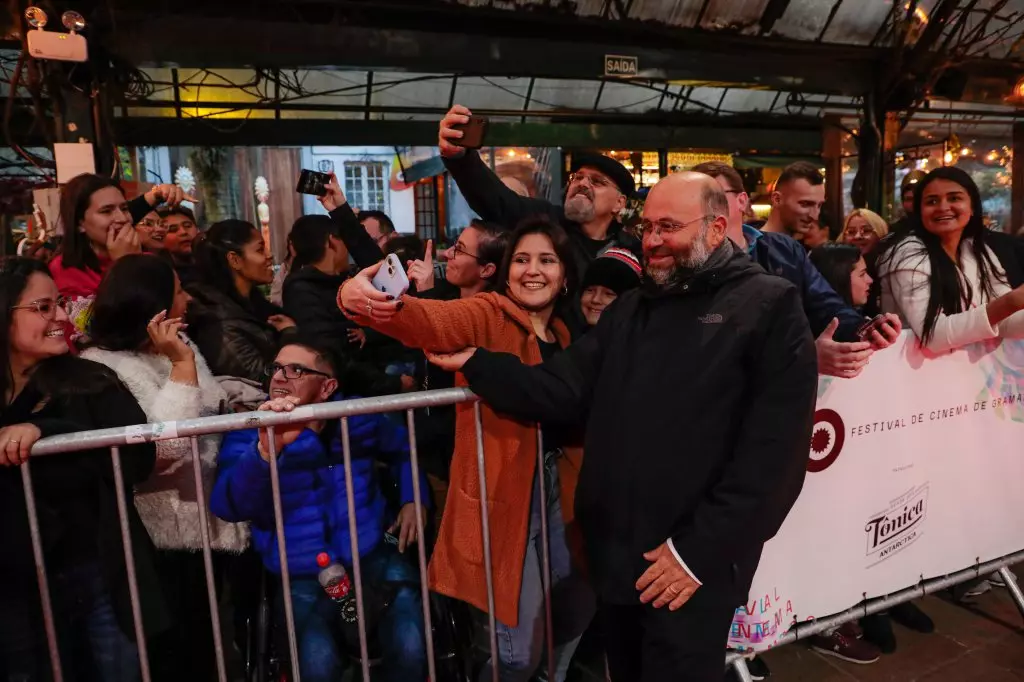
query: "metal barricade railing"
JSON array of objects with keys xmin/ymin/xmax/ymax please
[
  {"xmin": 727, "ymin": 550, "xmax": 1024, "ymax": 680},
  {"xmin": 23, "ymin": 386, "xmax": 1024, "ymax": 682},
  {"xmin": 25, "ymin": 387, "xmax": 562, "ymax": 682}
]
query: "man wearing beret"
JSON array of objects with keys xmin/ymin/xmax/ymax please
[{"xmin": 438, "ymin": 105, "xmax": 641, "ymax": 332}]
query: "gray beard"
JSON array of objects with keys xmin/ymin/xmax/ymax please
[
  {"xmin": 645, "ymin": 236, "xmax": 712, "ymax": 287},
  {"xmin": 564, "ymin": 194, "xmax": 596, "ymax": 223}
]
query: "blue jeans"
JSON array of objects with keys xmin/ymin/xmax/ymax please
[
  {"xmin": 53, "ymin": 562, "xmax": 141, "ymax": 682},
  {"xmin": 482, "ymin": 452, "xmax": 596, "ymax": 682},
  {"xmin": 276, "ymin": 545, "xmax": 426, "ymax": 682}
]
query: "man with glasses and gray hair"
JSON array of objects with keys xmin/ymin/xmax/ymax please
[{"xmin": 426, "ymin": 172, "xmax": 818, "ymax": 681}]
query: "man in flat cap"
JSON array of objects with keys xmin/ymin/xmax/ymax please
[{"xmin": 439, "ymin": 105, "xmax": 640, "ymax": 332}]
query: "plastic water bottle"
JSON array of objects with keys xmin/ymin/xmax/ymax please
[{"xmin": 316, "ymin": 552, "xmax": 352, "ymax": 604}]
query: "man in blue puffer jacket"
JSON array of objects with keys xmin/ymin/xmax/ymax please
[{"xmin": 210, "ymin": 340, "xmax": 429, "ymax": 682}]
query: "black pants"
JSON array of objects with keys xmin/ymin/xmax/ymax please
[{"xmin": 598, "ymin": 585, "xmax": 736, "ymax": 682}]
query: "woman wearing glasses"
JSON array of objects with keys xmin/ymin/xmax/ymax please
[
  {"xmin": 339, "ymin": 217, "xmax": 595, "ymax": 682},
  {"xmin": 0, "ymin": 257, "xmax": 165, "ymax": 682},
  {"xmin": 80, "ymin": 253, "xmax": 248, "ymax": 680}
]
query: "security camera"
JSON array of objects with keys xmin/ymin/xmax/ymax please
[{"xmin": 25, "ymin": 6, "xmax": 88, "ymax": 63}]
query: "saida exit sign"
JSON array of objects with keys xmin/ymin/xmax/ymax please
[{"xmin": 604, "ymin": 55, "xmax": 638, "ymax": 78}]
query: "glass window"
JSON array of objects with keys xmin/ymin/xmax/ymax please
[{"xmin": 343, "ymin": 161, "xmax": 389, "ymax": 212}]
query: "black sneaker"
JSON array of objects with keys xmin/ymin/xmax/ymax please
[
  {"xmin": 860, "ymin": 614, "xmax": 896, "ymax": 654},
  {"xmin": 889, "ymin": 602, "xmax": 934, "ymax": 633}
]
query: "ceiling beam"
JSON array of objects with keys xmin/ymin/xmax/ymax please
[
  {"xmin": 110, "ymin": 117, "xmax": 823, "ymax": 153},
  {"xmin": 100, "ymin": 10, "xmax": 882, "ymax": 96}
]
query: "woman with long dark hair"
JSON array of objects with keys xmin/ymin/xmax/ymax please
[
  {"xmin": 338, "ymin": 217, "xmax": 594, "ymax": 682},
  {"xmin": 877, "ymin": 166, "xmax": 1024, "ymax": 353},
  {"xmin": 80, "ymin": 254, "xmax": 247, "ymax": 680},
  {"xmin": 50, "ymin": 175, "xmax": 190, "ymax": 334},
  {"xmin": 0, "ymin": 257, "xmax": 165, "ymax": 682},
  {"xmin": 809, "ymin": 243, "xmax": 873, "ymax": 309},
  {"xmin": 185, "ymin": 219, "xmax": 296, "ymax": 383}
]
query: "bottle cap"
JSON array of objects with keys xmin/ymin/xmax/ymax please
[{"xmin": 316, "ymin": 552, "xmax": 330, "ymax": 568}]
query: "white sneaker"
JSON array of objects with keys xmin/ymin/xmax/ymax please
[{"xmin": 962, "ymin": 580, "xmax": 992, "ymax": 599}]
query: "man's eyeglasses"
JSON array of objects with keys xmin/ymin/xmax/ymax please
[
  {"xmin": 11, "ymin": 297, "xmax": 68, "ymax": 319},
  {"xmin": 265, "ymin": 362, "xmax": 332, "ymax": 380},
  {"xmin": 568, "ymin": 171, "xmax": 614, "ymax": 190},
  {"xmin": 633, "ymin": 215, "xmax": 713, "ymax": 240}
]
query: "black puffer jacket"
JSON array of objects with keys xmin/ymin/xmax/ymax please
[{"xmin": 186, "ymin": 283, "xmax": 293, "ymax": 383}]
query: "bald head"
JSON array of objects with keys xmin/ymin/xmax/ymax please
[{"xmin": 641, "ymin": 172, "xmax": 729, "ymax": 287}]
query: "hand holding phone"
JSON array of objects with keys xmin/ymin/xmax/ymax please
[
  {"xmin": 371, "ymin": 254, "xmax": 411, "ymax": 298},
  {"xmin": 856, "ymin": 314, "xmax": 887, "ymax": 341},
  {"xmin": 451, "ymin": 115, "xmax": 489, "ymax": 150},
  {"xmin": 296, "ymin": 169, "xmax": 331, "ymax": 197}
]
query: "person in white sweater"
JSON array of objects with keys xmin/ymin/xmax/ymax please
[
  {"xmin": 877, "ymin": 166, "xmax": 1024, "ymax": 354},
  {"xmin": 81, "ymin": 253, "xmax": 248, "ymax": 680}
]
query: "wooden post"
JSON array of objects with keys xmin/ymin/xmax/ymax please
[
  {"xmin": 823, "ymin": 115, "xmax": 844, "ymax": 229},
  {"xmin": 1013, "ymin": 123, "xmax": 1024, "ymax": 235}
]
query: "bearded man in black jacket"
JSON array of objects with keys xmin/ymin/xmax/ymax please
[{"xmin": 426, "ymin": 172, "xmax": 818, "ymax": 681}]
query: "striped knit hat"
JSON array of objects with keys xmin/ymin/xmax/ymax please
[{"xmin": 581, "ymin": 246, "xmax": 642, "ymax": 295}]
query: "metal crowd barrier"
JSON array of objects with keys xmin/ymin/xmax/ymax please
[
  {"xmin": 727, "ymin": 551, "xmax": 1024, "ymax": 681},
  {"xmin": 23, "ymin": 387, "xmax": 1024, "ymax": 682},
  {"xmin": 26, "ymin": 387, "xmax": 560, "ymax": 682}
]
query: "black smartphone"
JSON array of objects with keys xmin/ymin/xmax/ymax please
[
  {"xmin": 296, "ymin": 169, "xmax": 331, "ymax": 196},
  {"xmin": 856, "ymin": 314, "xmax": 887, "ymax": 340},
  {"xmin": 452, "ymin": 116, "xmax": 489, "ymax": 150}
]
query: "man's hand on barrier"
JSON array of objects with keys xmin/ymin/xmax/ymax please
[
  {"xmin": 256, "ymin": 397, "xmax": 306, "ymax": 461},
  {"xmin": 865, "ymin": 313, "xmax": 901, "ymax": 350},
  {"xmin": 637, "ymin": 542, "xmax": 700, "ymax": 611},
  {"xmin": 0, "ymin": 423, "xmax": 41, "ymax": 467},
  {"xmin": 426, "ymin": 347, "xmax": 478, "ymax": 372},
  {"xmin": 816, "ymin": 318, "xmax": 873, "ymax": 379},
  {"xmin": 390, "ymin": 502, "xmax": 428, "ymax": 553},
  {"xmin": 338, "ymin": 261, "xmax": 403, "ymax": 322}
]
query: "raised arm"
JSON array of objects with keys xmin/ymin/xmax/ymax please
[
  {"xmin": 456, "ymin": 302, "xmax": 612, "ymax": 425},
  {"xmin": 339, "ymin": 265, "xmax": 500, "ymax": 352},
  {"xmin": 669, "ymin": 285, "xmax": 817, "ymax": 581},
  {"xmin": 439, "ymin": 105, "xmax": 561, "ymax": 229}
]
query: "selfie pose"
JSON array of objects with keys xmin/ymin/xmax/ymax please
[{"xmin": 339, "ymin": 217, "xmax": 594, "ymax": 682}]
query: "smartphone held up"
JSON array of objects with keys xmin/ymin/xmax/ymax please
[
  {"xmin": 372, "ymin": 254, "xmax": 411, "ymax": 298},
  {"xmin": 451, "ymin": 116, "xmax": 489, "ymax": 150},
  {"xmin": 296, "ymin": 169, "xmax": 332, "ymax": 196}
]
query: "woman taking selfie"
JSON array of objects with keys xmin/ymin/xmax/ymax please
[
  {"xmin": 338, "ymin": 217, "xmax": 593, "ymax": 682},
  {"xmin": 0, "ymin": 257, "xmax": 165, "ymax": 682},
  {"xmin": 186, "ymin": 219, "xmax": 297, "ymax": 383},
  {"xmin": 877, "ymin": 166, "xmax": 1024, "ymax": 353}
]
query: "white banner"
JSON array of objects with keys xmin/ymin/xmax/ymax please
[{"xmin": 729, "ymin": 333, "xmax": 1024, "ymax": 650}]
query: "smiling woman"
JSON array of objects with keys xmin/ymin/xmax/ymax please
[
  {"xmin": 877, "ymin": 166, "xmax": 1024, "ymax": 353},
  {"xmin": 0, "ymin": 256, "xmax": 164, "ymax": 682},
  {"xmin": 337, "ymin": 216, "xmax": 595, "ymax": 680}
]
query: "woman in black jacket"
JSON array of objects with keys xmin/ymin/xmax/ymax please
[
  {"xmin": 186, "ymin": 220, "xmax": 297, "ymax": 384},
  {"xmin": 282, "ymin": 215, "xmax": 412, "ymax": 396},
  {"xmin": 0, "ymin": 257, "xmax": 166, "ymax": 682}
]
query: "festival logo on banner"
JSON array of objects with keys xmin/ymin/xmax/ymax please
[
  {"xmin": 729, "ymin": 587, "xmax": 793, "ymax": 650},
  {"xmin": 807, "ymin": 408, "xmax": 845, "ymax": 473},
  {"xmin": 864, "ymin": 484, "xmax": 929, "ymax": 568}
]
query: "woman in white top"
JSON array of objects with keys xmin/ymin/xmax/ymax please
[
  {"xmin": 81, "ymin": 254, "xmax": 248, "ymax": 680},
  {"xmin": 877, "ymin": 166, "xmax": 1024, "ymax": 353}
]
